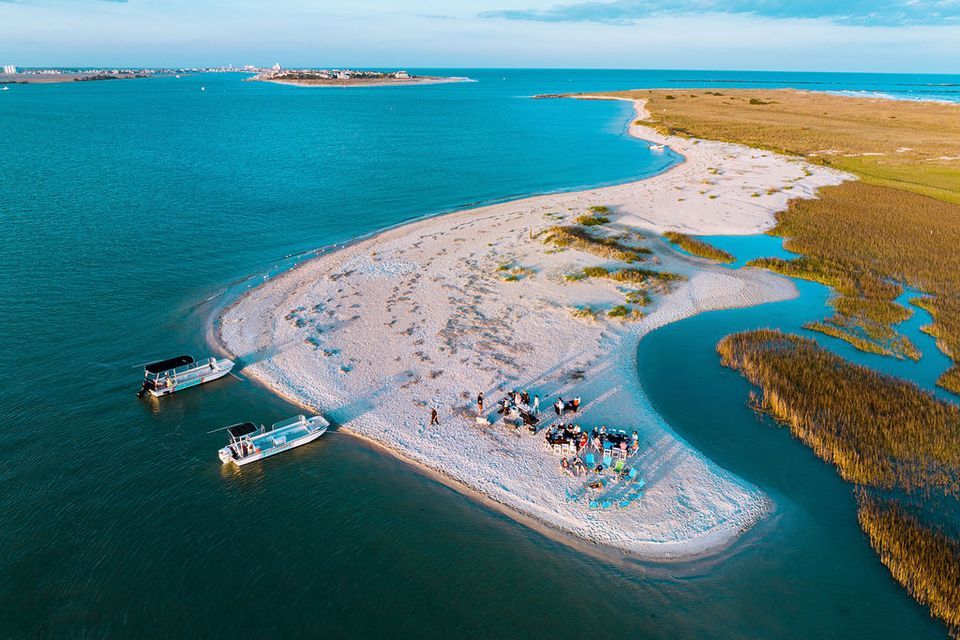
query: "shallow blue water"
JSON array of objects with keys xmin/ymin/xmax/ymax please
[{"xmin": 1, "ymin": 69, "xmax": 958, "ymax": 638}]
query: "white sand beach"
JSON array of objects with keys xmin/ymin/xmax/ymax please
[{"xmin": 218, "ymin": 99, "xmax": 851, "ymax": 559}]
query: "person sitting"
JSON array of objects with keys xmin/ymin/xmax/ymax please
[
  {"xmin": 630, "ymin": 439, "xmax": 639, "ymax": 454},
  {"xmin": 560, "ymin": 457, "xmax": 571, "ymax": 475},
  {"xmin": 573, "ymin": 424, "xmax": 581, "ymax": 434},
  {"xmin": 573, "ymin": 457, "xmax": 585, "ymax": 476},
  {"xmin": 592, "ymin": 434, "xmax": 602, "ymax": 451},
  {"xmin": 599, "ymin": 425, "xmax": 607, "ymax": 436},
  {"xmin": 572, "ymin": 396, "xmax": 581, "ymax": 412},
  {"xmin": 514, "ymin": 391, "xmax": 523, "ymax": 406},
  {"xmin": 619, "ymin": 440, "xmax": 628, "ymax": 454},
  {"xmin": 578, "ymin": 433, "xmax": 588, "ymax": 452},
  {"xmin": 521, "ymin": 390, "xmax": 530, "ymax": 405}
]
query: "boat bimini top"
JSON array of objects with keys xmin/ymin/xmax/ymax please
[
  {"xmin": 144, "ymin": 355, "xmax": 195, "ymax": 376},
  {"xmin": 226, "ymin": 422, "xmax": 259, "ymax": 440}
]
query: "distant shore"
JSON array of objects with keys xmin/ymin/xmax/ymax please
[
  {"xmin": 252, "ymin": 75, "xmax": 471, "ymax": 88},
  {"xmin": 0, "ymin": 72, "xmax": 157, "ymax": 85}
]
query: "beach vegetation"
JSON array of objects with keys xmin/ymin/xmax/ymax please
[
  {"xmin": 718, "ymin": 328, "xmax": 960, "ymax": 633},
  {"xmin": 663, "ymin": 232, "xmax": 735, "ymax": 263},
  {"xmin": 608, "ymin": 304, "xmax": 644, "ymax": 321},
  {"xmin": 500, "ymin": 265, "xmax": 533, "ymax": 281},
  {"xmin": 576, "ymin": 214, "xmax": 610, "ymax": 226},
  {"xmin": 569, "ymin": 306, "xmax": 597, "ymax": 321},
  {"xmin": 592, "ymin": 86, "xmax": 960, "ymax": 629},
  {"xmin": 717, "ymin": 329, "xmax": 960, "ymax": 495},
  {"xmin": 609, "ymin": 267, "xmax": 684, "ymax": 285},
  {"xmin": 582, "ymin": 266, "xmax": 610, "ymax": 278},
  {"xmin": 624, "ymin": 289, "xmax": 652, "ymax": 306},
  {"xmin": 856, "ymin": 493, "xmax": 960, "ymax": 638},
  {"xmin": 543, "ymin": 225, "xmax": 650, "ymax": 263}
]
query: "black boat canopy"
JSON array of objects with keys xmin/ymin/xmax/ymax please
[
  {"xmin": 145, "ymin": 355, "xmax": 194, "ymax": 374},
  {"xmin": 227, "ymin": 422, "xmax": 258, "ymax": 439}
]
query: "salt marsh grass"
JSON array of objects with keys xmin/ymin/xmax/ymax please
[{"xmin": 663, "ymin": 231, "xmax": 735, "ymax": 263}]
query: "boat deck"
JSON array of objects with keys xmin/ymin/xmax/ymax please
[{"xmin": 249, "ymin": 423, "xmax": 312, "ymax": 450}]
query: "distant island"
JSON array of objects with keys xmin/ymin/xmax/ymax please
[
  {"xmin": 247, "ymin": 67, "xmax": 469, "ymax": 88},
  {"xmin": 0, "ymin": 69, "xmax": 157, "ymax": 84}
]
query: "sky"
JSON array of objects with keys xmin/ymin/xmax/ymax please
[{"xmin": 1, "ymin": 0, "xmax": 960, "ymax": 73}]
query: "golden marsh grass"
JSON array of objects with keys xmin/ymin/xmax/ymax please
[
  {"xmin": 717, "ymin": 330, "xmax": 960, "ymax": 495},
  {"xmin": 663, "ymin": 231, "xmax": 735, "ymax": 263},
  {"xmin": 591, "ymin": 89, "xmax": 960, "ymax": 392}
]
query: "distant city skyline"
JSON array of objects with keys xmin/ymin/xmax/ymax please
[{"xmin": 2, "ymin": 0, "xmax": 960, "ymax": 73}]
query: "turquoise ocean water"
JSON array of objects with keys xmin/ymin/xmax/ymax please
[{"xmin": 1, "ymin": 69, "xmax": 958, "ymax": 638}]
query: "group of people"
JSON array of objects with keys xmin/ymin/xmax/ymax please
[
  {"xmin": 553, "ymin": 396, "xmax": 580, "ymax": 418},
  {"xmin": 485, "ymin": 389, "xmax": 539, "ymax": 415},
  {"xmin": 488, "ymin": 389, "xmax": 541, "ymax": 432},
  {"xmin": 550, "ymin": 425, "xmax": 641, "ymax": 477}
]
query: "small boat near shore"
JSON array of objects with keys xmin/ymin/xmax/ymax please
[
  {"xmin": 137, "ymin": 354, "xmax": 234, "ymax": 397},
  {"xmin": 218, "ymin": 415, "xmax": 329, "ymax": 466},
  {"xmin": 649, "ymin": 143, "xmax": 666, "ymax": 152}
]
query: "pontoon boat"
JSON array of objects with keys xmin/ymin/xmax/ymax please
[
  {"xmin": 218, "ymin": 415, "xmax": 329, "ymax": 466},
  {"xmin": 137, "ymin": 354, "xmax": 234, "ymax": 397}
]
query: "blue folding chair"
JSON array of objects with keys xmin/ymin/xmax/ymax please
[
  {"xmin": 601, "ymin": 500, "xmax": 612, "ymax": 509},
  {"xmin": 627, "ymin": 467, "xmax": 638, "ymax": 481},
  {"xmin": 602, "ymin": 454, "xmax": 612, "ymax": 468},
  {"xmin": 585, "ymin": 453, "xmax": 596, "ymax": 468}
]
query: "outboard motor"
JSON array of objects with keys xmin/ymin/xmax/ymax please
[{"xmin": 137, "ymin": 381, "xmax": 150, "ymax": 398}]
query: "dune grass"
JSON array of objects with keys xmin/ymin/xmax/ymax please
[
  {"xmin": 576, "ymin": 214, "xmax": 610, "ymax": 226},
  {"xmin": 717, "ymin": 329, "xmax": 960, "ymax": 495},
  {"xmin": 857, "ymin": 493, "xmax": 960, "ymax": 637},
  {"xmin": 663, "ymin": 231, "xmax": 735, "ymax": 263},
  {"xmin": 543, "ymin": 225, "xmax": 650, "ymax": 263},
  {"xmin": 607, "ymin": 304, "xmax": 644, "ymax": 321}
]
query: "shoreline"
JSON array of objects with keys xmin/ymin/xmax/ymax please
[
  {"xmin": 253, "ymin": 75, "xmax": 472, "ymax": 88},
  {"xmin": 215, "ymin": 97, "xmax": 852, "ymax": 560}
]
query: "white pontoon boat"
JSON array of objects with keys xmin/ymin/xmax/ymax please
[
  {"xmin": 137, "ymin": 354, "xmax": 234, "ymax": 398},
  {"xmin": 218, "ymin": 415, "xmax": 329, "ymax": 466}
]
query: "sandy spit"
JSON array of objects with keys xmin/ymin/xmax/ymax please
[
  {"xmin": 217, "ymin": 98, "xmax": 851, "ymax": 560},
  {"xmin": 254, "ymin": 76, "xmax": 472, "ymax": 88}
]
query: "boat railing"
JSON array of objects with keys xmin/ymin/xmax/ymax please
[{"xmin": 271, "ymin": 415, "xmax": 306, "ymax": 430}]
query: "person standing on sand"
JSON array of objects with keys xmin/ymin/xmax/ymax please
[
  {"xmin": 532, "ymin": 395, "xmax": 540, "ymax": 415},
  {"xmin": 555, "ymin": 397, "xmax": 564, "ymax": 418},
  {"xmin": 477, "ymin": 392, "xmax": 484, "ymax": 414},
  {"xmin": 430, "ymin": 408, "xmax": 440, "ymax": 426}
]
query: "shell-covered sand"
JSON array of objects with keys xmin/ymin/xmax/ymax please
[{"xmin": 218, "ymin": 100, "xmax": 850, "ymax": 559}]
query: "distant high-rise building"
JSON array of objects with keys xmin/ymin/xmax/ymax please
[
  {"xmin": 272, "ymin": 62, "xmax": 282, "ymax": 71},
  {"xmin": 2, "ymin": 65, "xmax": 16, "ymax": 75}
]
